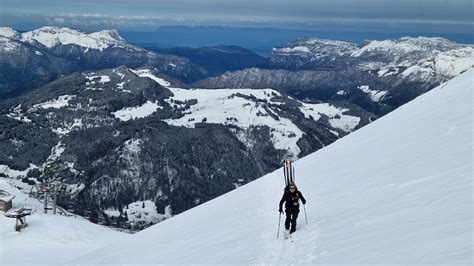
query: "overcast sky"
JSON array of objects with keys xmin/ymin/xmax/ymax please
[{"xmin": 1, "ymin": 0, "xmax": 472, "ymax": 33}]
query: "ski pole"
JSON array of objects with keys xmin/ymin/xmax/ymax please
[
  {"xmin": 277, "ymin": 212, "xmax": 282, "ymax": 239},
  {"xmin": 303, "ymin": 204, "xmax": 309, "ymax": 226}
]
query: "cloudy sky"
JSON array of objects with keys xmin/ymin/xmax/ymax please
[{"xmin": 1, "ymin": 0, "xmax": 472, "ymax": 34}]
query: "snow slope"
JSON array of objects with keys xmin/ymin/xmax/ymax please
[
  {"xmin": 0, "ymin": 179, "xmax": 124, "ymax": 264},
  {"xmin": 74, "ymin": 69, "xmax": 473, "ymax": 264}
]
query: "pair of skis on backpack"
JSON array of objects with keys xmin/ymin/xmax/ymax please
[
  {"xmin": 280, "ymin": 160, "xmax": 296, "ymax": 242},
  {"xmin": 283, "ymin": 160, "xmax": 295, "ymax": 187}
]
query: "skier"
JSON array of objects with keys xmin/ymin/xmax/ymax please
[{"xmin": 279, "ymin": 183, "xmax": 306, "ymax": 238}]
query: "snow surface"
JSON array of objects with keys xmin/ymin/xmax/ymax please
[
  {"xmin": 72, "ymin": 69, "xmax": 473, "ymax": 264},
  {"xmin": 299, "ymin": 102, "xmax": 361, "ymax": 132},
  {"xmin": 123, "ymin": 200, "xmax": 168, "ymax": 227},
  {"xmin": 85, "ymin": 74, "xmax": 111, "ymax": 84},
  {"xmin": 0, "ymin": 27, "xmax": 19, "ymax": 38},
  {"xmin": 358, "ymin": 85, "xmax": 388, "ymax": 102},
  {"xmin": 31, "ymin": 95, "xmax": 75, "ymax": 110},
  {"xmin": 274, "ymin": 46, "xmax": 311, "ymax": 53},
  {"xmin": 130, "ymin": 68, "xmax": 171, "ymax": 87},
  {"xmin": 6, "ymin": 104, "xmax": 32, "ymax": 123},
  {"xmin": 0, "ymin": 163, "xmax": 38, "ymax": 179},
  {"xmin": 112, "ymin": 101, "xmax": 163, "ymax": 121},
  {"xmin": 18, "ymin": 27, "xmax": 136, "ymax": 52},
  {"xmin": 0, "ymin": 179, "xmax": 123, "ymax": 264},
  {"xmin": 0, "ymin": 36, "xmax": 21, "ymax": 53}
]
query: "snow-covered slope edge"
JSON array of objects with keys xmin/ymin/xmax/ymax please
[
  {"xmin": 0, "ymin": 179, "xmax": 124, "ymax": 264},
  {"xmin": 75, "ymin": 69, "xmax": 472, "ymax": 264}
]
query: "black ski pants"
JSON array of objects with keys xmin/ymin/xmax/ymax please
[{"xmin": 285, "ymin": 208, "xmax": 299, "ymax": 233}]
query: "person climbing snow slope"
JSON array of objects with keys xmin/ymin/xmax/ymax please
[{"xmin": 279, "ymin": 183, "xmax": 306, "ymax": 238}]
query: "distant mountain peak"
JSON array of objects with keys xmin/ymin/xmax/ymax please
[
  {"xmin": 0, "ymin": 27, "xmax": 19, "ymax": 38},
  {"xmin": 18, "ymin": 26, "xmax": 135, "ymax": 51},
  {"xmin": 292, "ymin": 36, "xmax": 357, "ymax": 47},
  {"xmin": 272, "ymin": 36, "xmax": 357, "ymax": 58},
  {"xmin": 353, "ymin": 36, "xmax": 469, "ymax": 57}
]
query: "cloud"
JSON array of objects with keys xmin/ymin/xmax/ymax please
[
  {"xmin": 1, "ymin": 1, "xmax": 472, "ymax": 34},
  {"xmin": 42, "ymin": 12, "xmax": 473, "ymax": 31}
]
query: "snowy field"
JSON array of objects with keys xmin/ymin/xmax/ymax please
[
  {"xmin": 70, "ymin": 69, "xmax": 472, "ymax": 264},
  {"xmin": 0, "ymin": 179, "xmax": 123, "ymax": 264}
]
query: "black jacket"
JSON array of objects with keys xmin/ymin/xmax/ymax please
[{"xmin": 279, "ymin": 188, "xmax": 306, "ymax": 211}]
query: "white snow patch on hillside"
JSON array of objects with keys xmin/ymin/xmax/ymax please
[
  {"xmin": 51, "ymin": 118, "xmax": 84, "ymax": 136},
  {"xmin": 31, "ymin": 95, "xmax": 75, "ymax": 110},
  {"xmin": 43, "ymin": 141, "xmax": 65, "ymax": 167},
  {"xmin": 123, "ymin": 200, "xmax": 167, "ymax": 227},
  {"xmin": 358, "ymin": 85, "xmax": 388, "ymax": 102},
  {"xmin": 6, "ymin": 104, "xmax": 31, "ymax": 123},
  {"xmin": 64, "ymin": 183, "xmax": 85, "ymax": 196},
  {"xmin": 115, "ymin": 71, "xmax": 125, "ymax": 79},
  {"xmin": 300, "ymin": 103, "xmax": 361, "ymax": 132},
  {"xmin": 0, "ymin": 163, "xmax": 38, "ymax": 179},
  {"xmin": 86, "ymin": 75, "xmax": 110, "ymax": 84},
  {"xmin": 104, "ymin": 208, "xmax": 121, "ymax": 218},
  {"xmin": 130, "ymin": 68, "xmax": 171, "ymax": 87},
  {"xmin": 116, "ymin": 81, "xmax": 125, "ymax": 90},
  {"xmin": 400, "ymin": 65, "xmax": 433, "ymax": 80},
  {"xmin": 329, "ymin": 116, "xmax": 361, "ymax": 132},
  {"xmin": 112, "ymin": 101, "xmax": 163, "ymax": 121},
  {"xmin": 74, "ymin": 69, "xmax": 473, "ymax": 265},
  {"xmin": 123, "ymin": 139, "xmax": 142, "ymax": 154},
  {"xmin": 0, "ymin": 36, "xmax": 21, "ymax": 52},
  {"xmin": 274, "ymin": 46, "xmax": 311, "ymax": 53}
]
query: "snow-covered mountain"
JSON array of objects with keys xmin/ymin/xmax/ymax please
[
  {"xmin": 2, "ymin": 26, "xmax": 138, "ymax": 52},
  {"xmin": 353, "ymin": 37, "xmax": 474, "ymax": 80},
  {"xmin": 268, "ymin": 37, "xmax": 358, "ymax": 69},
  {"xmin": 61, "ymin": 68, "xmax": 472, "ymax": 264},
  {"xmin": 0, "ymin": 66, "xmax": 372, "ymax": 230},
  {"xmin": 196, "ymin": 36, "xmax": 474, "ymax": 115},
  {"xmin": 268, "ymin": 36, "xmax": 474, "ymax": 78},
  {"xmin": 0, "ymin": 26, "xmax": 207, "ymax": 96}
]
